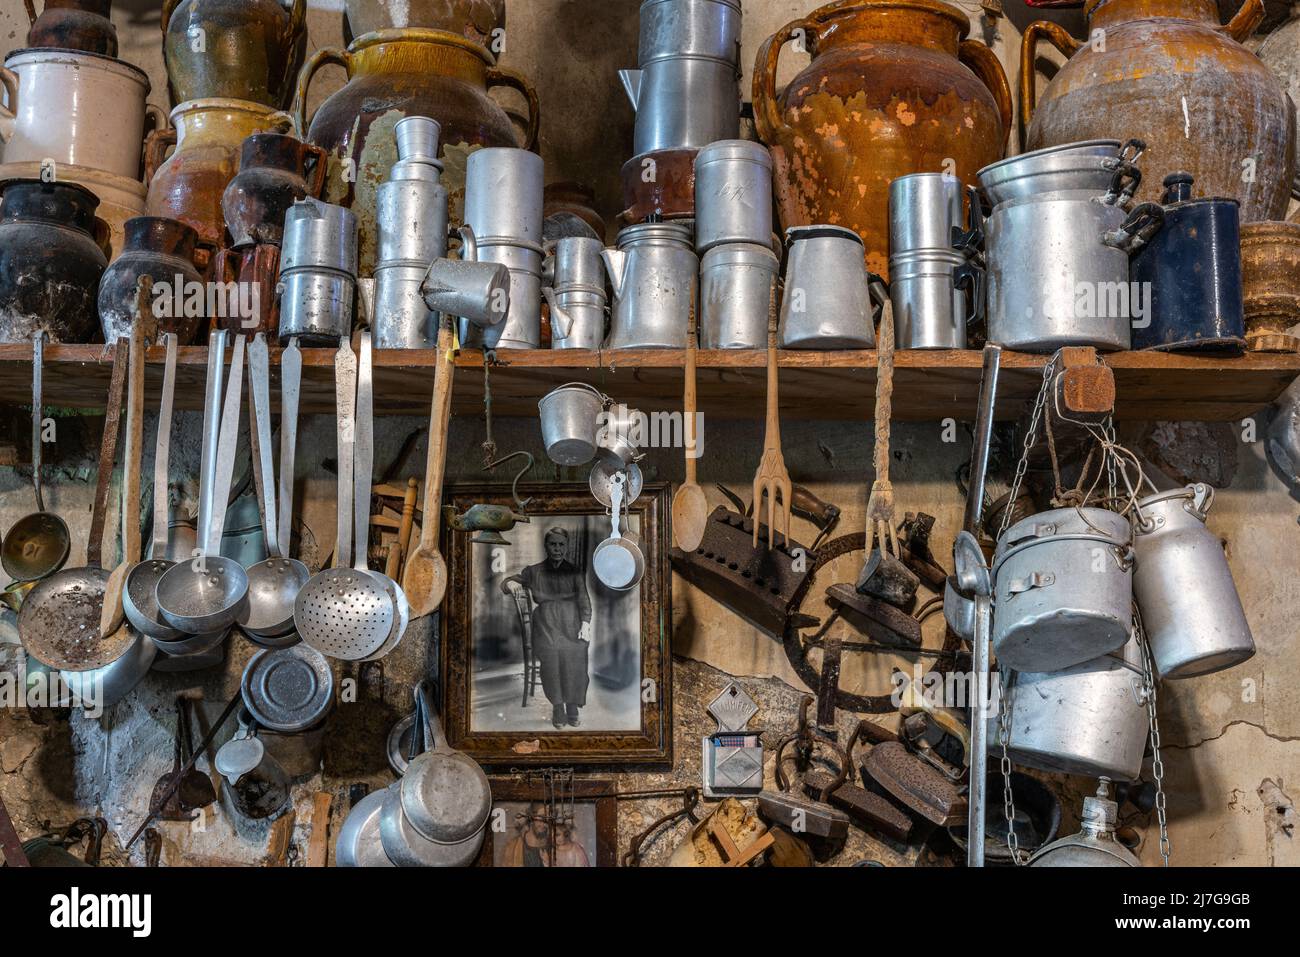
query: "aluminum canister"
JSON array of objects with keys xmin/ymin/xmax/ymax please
[
  {"xmin": 889, "ymin": 248, "xmax": 968, "ymax": 350},
  {"xmin": 779, "ymin": 225, "xmax": 876, "ymax": 349},
  {"xmin": 694, "ymin": 140, "xmax": 773, "ymax": 253},
  {"xmin": 604, "ymin": 221, "xmax": 697, "ymax": 349},
  {"xmin": 889, "ymin": 173, "xmax": 963, "ymax": 255},
  {"xmin": 460, "ymin": 240, "xmax": 543, "ymax": 349},
  {"xmin": 375, "ymin": 263, "xmax": 441, "ymax": 349},
  {"xmin": 278, "ymin": 197, "xmax": 358, "ymax": 344},
  {"xmin": 701, "ymin": 242, "xmax": 779, "ymax": 349},
  {"xmin": 463, "ymin": 147, "xmax": 544, "ymax": 248},
  {"xmin": 991, "ymin": 506, "xmax": 1134, "ymax": 673},
  {"xmin": 1129, "ymin": 173, "xmax": 1244, "ymax": 352},
  {"xmin": 985, "ymin": 191, "xmax": 1134, "ymax": 353},
  {"xmin": 1132, "ymin": 484, "xmax": 1255, "ymax": 679},
  {"xmin": 992, "ymin": 632, "xmax": 1148, "ymax": 782},
  {"xmin": 545, "ymin": 236, "xmax": 607, "ymax": 350}
]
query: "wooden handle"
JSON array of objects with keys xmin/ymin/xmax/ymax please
[
  {"xmin": 387, "ymin": 477, "xmax": 419, "ymax": 579},
  {"xmin": 764, "ymin": 277, "xmax": 780, "ymax": 452},
  {"xmin": 122, "ymin": 292, "xmax": 147, "ymax": 565},
  {"xmin": 89, "ymin": 343, "xmax": 129, "ymax": 569},
  {"xmin": 684, "ymin": 295, "xmax": 698, "ymax": 484},
  {"xmin": 419, "ymin": 319, "xmax": 456, "ymax": 552},
  {"xmin": 1018, "ymin": 21, "xmax": 1082, "ymax": 150},
  {"xmin": 873, "ymin": 295, "xmax": 895, "ymax": 483}
]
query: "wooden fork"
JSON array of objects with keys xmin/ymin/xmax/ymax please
[{"xmin": 752, "ymin": 277, "xmax": 792, "ymax": 548}]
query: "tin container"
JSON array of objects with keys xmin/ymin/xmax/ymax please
[
  {"xmin": 375, "ymin": 263, "xmax": 439, "ymax": 350},
  {"xmin": 889, "ymin": 172, "xmax": 963, "ymax": 254},
  {"xmin": 889, "ymin": 247, "xmax": 968, "ymax": 350},
  {"xmin": 604, "ymin": 221, "xmax": 698, "ymax": 349},
  {"xmin": 1132, "ymin": 484, "xmax": 1254, "ymax": 679},
  {"xmin": 700, "ymin": 242, "xmax": 779, "ymax": 349},
  {"xmin": 278, "ymin": 197, "xmax": 358, "ymax": 343},
  {"xmin": 539, "ymin": 383, "xmax": 606, "ymax": 467},
  {"xmin": 991, "ymin": 506, "xmax": 1133, "ymax": 673},
  {"xmin": 460, "ymin": 240, "xmax": 542, "ymax": 349},
  {"xmin": 545, "ymin": 236, "xmax": 607, "ymax": 350},
  {"xmin": 778, "ymin": 225, "xmax": 875, "ymax": 349},
  {"xmin": 976, "ymin": 140, "xmax": 1125, "ymax": 208},
  {"xmin": 694, "ymin": 140, "xmax": 773, "ymax": 253},
  {"xmin": 463, "ymin": 147, "xmax": 543, "ymax": 247}
]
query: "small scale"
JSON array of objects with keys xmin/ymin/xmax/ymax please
[{"xmin": 702, "ymin": 682, "xmax": 763, "ymax": 798}]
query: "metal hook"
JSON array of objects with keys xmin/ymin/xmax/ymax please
[{"xmin": 483, "ymin": 450, "xmax": 534, "ymax": 512}]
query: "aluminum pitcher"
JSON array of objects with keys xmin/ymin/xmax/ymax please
[{"xmin": 603, "ymin": 221, "xmax": 697, "ymax": 349}]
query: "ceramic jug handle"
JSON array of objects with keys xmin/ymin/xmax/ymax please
[
  {"xmin": 959, "ymin": 39, "xmax": 1012, "ymax": 149},
  {"xmin": 753, "ymin": 18, "xmax": 814, "ymax": 145},
  {"xmin": 293, "ymin": 48, "xmax": 353, "ymax": 140},
  {"xmin": 286, "ymin": 0, "xmax": 308, "ymax": 41},
  {"xmin": 142, "ymin": 126, "xmax": 177, "ymax": 184},
  {"xmin": 486, "ymin": 68, "xmax": 540, "ymax": 151},
  {"xmin": 23, "ymin": 0, "xmax": 35, "ymax": 26},
  {"xmin": 1222, "ymin": 0, "xmax": 1264, "ymax": 42},
  {"xmin": 1018, "ymin": 21, "xmax": 1082, "ymax": 151},
  {"xmin": 0, "ymin": 67, "xmax": 17, "ymax": 142},
  {"xmin": 160, "ymin": 0, "xmax": 182, "ymax": 34},
  {"xmin": 304, "ymin": 142, "xmax": 329, "ymax": 199}
]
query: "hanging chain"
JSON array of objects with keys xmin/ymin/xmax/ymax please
[
  {"xmin": 481, "ymin": 351, "xmax": 498, "ymax": 467},
  {"xmin": 1135, "ymin": 610, "xmax": 1171, "ymax": 865},
  {"xmin": 996, "ymin": 667, "xmax": 1028, "ymax": 865}
]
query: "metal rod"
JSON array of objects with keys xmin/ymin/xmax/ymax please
[
  {"xmin": 968, "ymin": 592, "xmax": 992, "ymax": 868},
  {"xmin": 196, "ymin": 331, "xmax": 227, "ymax": 548},
  {"xmin": 963, "ymin": 344, "xmax": 1002, "ymax": 535}
]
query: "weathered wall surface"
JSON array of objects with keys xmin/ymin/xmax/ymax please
[{"xmin": 1, "ymin": 0, "xmax": 1297, "ymax": 867}]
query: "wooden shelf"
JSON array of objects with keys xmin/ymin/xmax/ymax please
[{"xmin": 1, "ymin": 343, "xmax": 1296, "ymax": 422}]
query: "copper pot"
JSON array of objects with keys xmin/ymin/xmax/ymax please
[
  {"xmin": 1241, "ymin": 221, "xmax": 1300, "ymax": 352},
  {"xmin": 1022, "ymin": 0, "xmax": 1295, "ymax": 222},
  {"xmin": 293, "ymin": 28, "xmax": 539, "ymax": 275},
  {"xmin": 222, "ymin": 132, "xmax": 328, "ymax": 248},
  {"xmin": 162, "ymin": 0, "xmax": 307, "ymax": 110},
  {"xmin": 753, "ymin": 0, "xmax": 1011, "ymax": 278},
  {"xmin": 24, "ymin": 0, "xmax": 117, "ymax": 56}
]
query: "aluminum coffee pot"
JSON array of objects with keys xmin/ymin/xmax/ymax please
[{"xmin": 603, "ymin": 221, "xmax": 697, "ymax": 349}]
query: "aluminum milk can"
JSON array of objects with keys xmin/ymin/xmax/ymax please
[
  {"xmin": 1128, "ymin": 172, "xmax": 1245, "ymax": 352},
  {"xmin": 700, "ymin": 242, "xmax": 779, "ymax": 349},
  {"xmin": 991, "ymin": 506, "xmax": 1134, "ymax": 672},
  {"xmin": 604, "ymin": 221, "xmax": 698, "ymax": 349},
  {"xmin": 544, "ymin": 236, "xmax": 607, "ymax": 350},
  {"xmin": 992, "ymin": 631, "xmax": 1149, "ymax": 782},
  {"xmin": 694, "ymin": 140, "xmax": 773, "ymax": 254},
  {"xmin": 1132, "ymin": 483, "xmax": 1255, "ymax": 679},
  {"xmin": 779, "ymin": 225, "xmax": 876, "ymax": 349},
  {"xmin": 278, "ymin": 197, "xmax": 358, "ymax": 343}
]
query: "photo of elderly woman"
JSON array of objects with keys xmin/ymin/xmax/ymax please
[{"xmin": 469, "ymin": 515, "xmax": 642, "ymax": 733}]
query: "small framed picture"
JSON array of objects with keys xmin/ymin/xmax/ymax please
[
  {"xmin": 478, "ymin": 777, "xmax": 617, "ymax": 868},
  {"xmin": 442, "ymin": 483, "xmax": 672, "ymax": 767}
]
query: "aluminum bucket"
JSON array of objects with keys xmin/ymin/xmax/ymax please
[
  {"xmin": 889, "ymin": 248, "xmax": 968, "ymax": 350},
  {"xmin": 779, "ymin": 226, "xmax": 875, "ymax": 349},
  {"xmin": 538, "ymin": 383, "xmax": 607, "ymax": 466},
  {"xmin": 991, "ymin": 507, "xmax": 1134, "ymax": 673},
  {"xmin": 700, "ymin": 242, "xmax": 778, "ymax": 349},
  {"xmin": 694, "ymin": 140, "xmax": 773, "ymax": 254},
  {"xmin": 1132, "ymin": 485, "xmax": 1255, "ymax": 679}
]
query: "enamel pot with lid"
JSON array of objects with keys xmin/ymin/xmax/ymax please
[
  {"xmin": 991, "ymin": 506, "xmax": 1133, "ymax": 673},
  {"xmin": 1132, "ymin": 483, "xmax": 1254, "ymax": 679}
]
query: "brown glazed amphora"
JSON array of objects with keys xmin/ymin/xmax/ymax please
[
  {"xmin": 222, "ymin": 132, "xmax": 328, "ymax": 248},
  {"xmin": 0, "ymin": 180, "xmax": 108, "ymax": 344},
  {"xmin": 754, "ymin": 0, "xmax": 1012, "ymax": 278},
  {"xmin": 1022, "ymin": 0, "xmax": 1296, "ymax": 222},
  {"xmin": 162, "ymin": 0, "xmax": 308, "ymax": 110},
  {"xmin": 293, "ymin": 28, "xmax": 539, "ymax": 274},
  {"xmin": 98, "ymin": 216, "xmax": 205, "ymax": 345},
  {"xmin": 24, "ymin": 0, "xmax": 117, "ymax": 56}
]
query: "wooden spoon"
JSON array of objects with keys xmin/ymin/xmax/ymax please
[
  {"xmin": 100, "ymin": 299, "xmax": 146, "ymax": 639},
  {"xmin": 672, "ymin": 298, "xmax": 708, "ymax": 551},
  {"xmin": 403, "ymin": 316, "xmax": 456, "ymax": 617}
]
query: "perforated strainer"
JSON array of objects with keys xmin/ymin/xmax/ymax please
[{"xmin": 294, "ymin": 339, "xmax": 395, "ymax": 661}]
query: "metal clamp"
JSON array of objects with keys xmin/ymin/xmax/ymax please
[{"xmin": 1005, "ymin": 571, "xmax": 1055, "ymax": 595}]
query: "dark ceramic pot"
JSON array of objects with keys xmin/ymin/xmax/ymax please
[
  {"xmin": 98, "ymin": 216, "xmax": 205, "ymax": 345},
  {"xmin": 222, "ymin": 132, "xmax": 328, "ymax": 248},
  {"xmin": 24, "ymin": 0, "xmax": 117, "ymax": 56}
]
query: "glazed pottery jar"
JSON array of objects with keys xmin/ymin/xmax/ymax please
[
  {"xmin": 344, "ymin": 0, "xmax": 506, "ymax": 49},
  {"xmin": 293, "ymin": 28, "xmax": 539, "ymax": 274},
  {"xmin": 162, "ymin": 0, "xmax": 307, "ymax": 110},
  {"xmin": 24, "ymin": 0, "xmax": 117, "ymax": 55},
  {"xmin": 0, "ymin": 160, "xmax": 145, "ymax": 262},
  {"xmin": 1022, "ymin": 0, "xmax": 1295, "ymax": 222},
  {"xmin": 98, "ymin": 216, "xmax": 205, "ymax": 345},
  {"xmin": 754, "ymin": 0, "xmax": 1011, "ymax": 277},
  {"xmin": 145, "ymin": 99, "xmax": 292, "ymax": 261},
  {"xmin": 0, "ymin": 180, "xmax": 108, "ymax": 344},
  {"xmin": 222, "ymin": 132, "xmax": 328, "ymax": 248}
]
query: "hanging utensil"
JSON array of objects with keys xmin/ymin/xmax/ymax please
[
  {"xmin": 672, "ymin": 300, "xmax": 708, "ymax": 551},
  {"xmin": 0, "ymin": 331, "xmax": 70, "ymax": 583},
  {"xmin": 751, "ymin": 277, "xmax": 791, "ymax": 548},
  {"xmin": 149, "ymin": 695, "xmax": 216, "ymax": 821},
  {"xmin": 954, "ymin": 529, "xmax": 993, "ymax": 868},
  {"xmin": 155, "ymin": 336, "xmax": 251, "ymax": 636},
  {"xmin": 403, "ymin": 316, "xmax": 455, "ymax": 618},
  {"xmin": 593, "ymin": 471, "xmax": 644, "ymax": 591},
  {"xmin": 239, "ymin": 333, "xmax": 310, "ymax": 642},
  {"xmin": 294, "ymin": 338, "xmax": 395, "ymax": 661}
]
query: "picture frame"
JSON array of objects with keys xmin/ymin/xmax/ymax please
[
  {"xmin": 477, "ymin": 776, "xmax": 619, "ymax": 868},
  {"xmin": 442, "ymin": 482, "xmax": 672, "ymax": 768}
]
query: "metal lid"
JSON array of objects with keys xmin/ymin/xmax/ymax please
[
  {"xmin": 696, "ymin": 139, "xmax": 772, "ymax": 170},
  {"xmin": 785, "ymin": 224, "xmax": 863, "ymax": 246},
  {"xmin": 240, "ymin": 644, "xmax": 335, "ymax": 733},
  {"xmin": 617, "ymin": 221, "xmax": 694, "ymax": 248}
]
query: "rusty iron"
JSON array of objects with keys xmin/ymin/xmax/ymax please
[
  {"xmin": 1241, "ymin": 221, "xmax": 1300, "ymax": 352},
  {"xmin": 620, "ymin": 147, "xmax": 698, "ymax": 224},
  {"xmin": 1022, "ymin": 0, "xmax": 1294, "ymax": 222},
  {"xmin": 762, "ymin": 696, "xmax": 851, "ymax": 840},
  {"xmin": 754, "ymin": 0, "xmax": 1012, "ymax": 278},
  {"xmin": 803, "ymin": 768, "xmax": 915, "ymax": 842},
  {"xmin": 862, "ymin": 740, "xmax": 967, "ymax": 827},
  {"xmin": 24, "ymin": 0, "xmax": 117, "ymax": 55},
  {"xmin": 1053, "ymin": 346, "xmax": 1116, "ymax": 421},
  {"xmin": 826, "ymin": 584, "xmax": 923, "ymax": 645},
  {"xmin": 0, "ymin": 793, "xmax": 30, "ymax": 867},
  {"xmin": 621, "ymin": 787, "xmax": 700, "ymax": 868}
]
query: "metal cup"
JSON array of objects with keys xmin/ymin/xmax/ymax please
[
  {"xmin": 779, "ymin": 226, "xmax": 876, "ymax": 349},
  {"xmin": 889, "ymin": 173, "xmax": 963, "ymax": 255},
  {"xmin": 700, "ymin": 242, "xmax": 779, "ymax": 349},
  {"xmin": 464, "ymin": 148, "xmax": 544, "ymax": 246},
  {"xmin": 889, "ymin": 248, "xmax": 969, "ymax": 350}
]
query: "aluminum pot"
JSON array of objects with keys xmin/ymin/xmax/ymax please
[
  {"xmin": 991, "ymin": 506, "xmax": 1133, "ymax": 673},
  {"xmin": 604, "ymin": 221, "xmax": 697, "ymax": 349},
  {"xmin": 60, "ymin": 629, "xmax": 158, "ymax": 711},
  {"xmin": 779, "ymin": 226, "xmax": 875, "ymax": 349},
  {"xmin": 1132, "ymin": 484, "xmax": 1254, "ymax": 679},
  {"xmin": 0, "ymin": 48, "xmax": 163, "ymax": 181},
  {"xmin": 992, "ymin": 631, "xmax": 1148, "ymax": 781},
  {"xmin": 700, "ymin": 242, "xmax": 779, "ymax": 349},
  {"xmin": 538, "ymin": 383, "xmax": 607, "ymax": 467},
  {"xmin": 278, "ymin": 197, "xmax": 358, "ymax": 344},
  {"xmin": 337, "ymin": 787, "xmax": 397, "ymax": 867},
  {"xmin": 985, "ymin": 189, "xmax": 1139, "ymax": 352},
  {"xmin": 976, "ymin": 140, "xmax": 1127, "ymax": 208},
  {"xmin": 889, "ymin": 172, "xmax": 963, "ymax": 254},
  {"xmin": 889, "ymin": 247, "xmax": 969, "ymax": 350},
  {"xmin": 694, "ymin": 140, "xmax": 772, "ymax": 253}
]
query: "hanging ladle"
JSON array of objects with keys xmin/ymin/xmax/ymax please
[
  {"xmin": 100, "ymin": 313, "xmax": 147, "ymax": 638},
  {"xmin": 1, "ymin": 331, "xmax": 71, "ymax": 583}
]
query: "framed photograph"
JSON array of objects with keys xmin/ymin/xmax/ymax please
[
  {"xmin": 477, "ymin": 777, "xmax": 618, "ymax": 868},
  {"xmin": 442, "ymin": 483, "xmax": 672, "ymax": 767}
]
